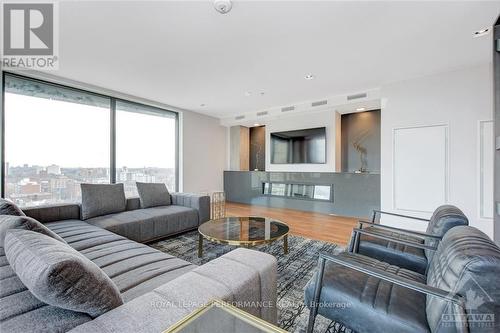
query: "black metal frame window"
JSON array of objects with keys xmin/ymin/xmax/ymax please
[
  {"xmin": 115, "ymin": 99, "xmax": 178, "ymax": 197},
  {"xmin": 0, "ymin": 72, "xmax": 179, "ymax": 206}
]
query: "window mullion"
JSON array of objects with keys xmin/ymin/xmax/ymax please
[{"xmin": 110, "ymin": 98, "xmax": 116, "ymax": 184}]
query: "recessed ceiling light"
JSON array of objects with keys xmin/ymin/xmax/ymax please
[
  {"xmin": 304, "ymin": 74, "xmax": 315, "ymax": 80},
  {"xmin": 214, "ymin": 0, "xmax": 232, "ymax": 14},
  {"xmin": 244, "ymin": 91, "xmax": 252, "ymax": 96},
  {"xmin": 356, "ymin": 107, "xmax": 366, "ymax": 111},
  {"xmin": 473, "ymin": 28, "xmax": 490, "ymax": 38},
  {"xmin": 254, "ymin": 123, "xmax": 260, "ymax": 127}
]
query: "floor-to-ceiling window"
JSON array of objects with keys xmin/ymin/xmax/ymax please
[
  {"xmin": 2, "ymin": 73, "xmax": 178, "ymax": 206},
  {"xmin": 116, "ymin": 100, "xmax": 177, "ymax": 197}
]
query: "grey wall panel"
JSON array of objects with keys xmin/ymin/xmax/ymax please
[
  {"xmin": 341, "ymin": 110, "xmax": 381, "ymax": 173},
  {"xmin": 250, "ymin": 126, "xmax": 265, "ymax": 171},
  {"xmin": 224, "ymin": 171, "xmax": 380, "ymax": 219}
]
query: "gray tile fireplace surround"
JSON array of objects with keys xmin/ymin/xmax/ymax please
[{"xmin": 224, "ymin": 171, "xmax": 380, "ymax": 218}]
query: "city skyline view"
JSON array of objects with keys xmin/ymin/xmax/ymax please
[
  {"xmin": 5, "ymin": 163, "xmax": 176, "ymax": 206},
  {"xmin": 4, "ymin": 83, "xmax": 177, "ymax": 206}
]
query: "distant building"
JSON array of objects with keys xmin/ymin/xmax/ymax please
[
  {"xmin": 19, "ymin": 181, "xmax": 41, "ymax": 195},
  {"xmin": 47, "ymin": 164, "xmax": 61, "ymax": 175}
]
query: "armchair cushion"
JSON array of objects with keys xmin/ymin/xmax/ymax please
[
  {"xmin": 357, "ymin": 228, "xmax": 427, "ymax": 274},
  {"xmin": 356, "ymin": 205, "xmax": 468, "ymax": 274},
  {"xmin": 426, "ymin": 226, "xmax": 500, "ymax": 333},
  {"xmin": 424, "ymin": 205, "xmax": 468, "ymax": 260},
  {"xmin": 305, "ymin": 252, "xmax": 430, "ymax": 333}
]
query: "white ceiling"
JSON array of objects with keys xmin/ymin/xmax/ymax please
[{"xmin": 54, "ymin": 1, "xmax": 499, "ymax": 119}]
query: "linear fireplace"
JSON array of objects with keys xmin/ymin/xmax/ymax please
[{"xmin": 262, "ymin": 182, "xmax": 333, "ymax": 202}]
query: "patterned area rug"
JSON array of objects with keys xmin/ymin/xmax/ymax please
[{"xmin": 150, "ymin": 231, "xmax": 351, "ymax": 333}]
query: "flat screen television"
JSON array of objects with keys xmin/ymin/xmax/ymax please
[{"xmin": 270, "ymin": 127, "xmax": 326, "ymax": 164}]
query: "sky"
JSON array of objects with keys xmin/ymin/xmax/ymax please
[{"xmin": 5, "ymin": 93, "xmax": 176, "ymax": 168}]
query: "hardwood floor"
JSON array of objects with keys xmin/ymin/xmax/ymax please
[{"xmin": 225, "ymin": 202, "xmax": 358, "ymax": 246}]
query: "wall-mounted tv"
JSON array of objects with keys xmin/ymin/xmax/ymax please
[{"xmin": 270, "ymin": 127, "xmax": 326, "ymax": 164}]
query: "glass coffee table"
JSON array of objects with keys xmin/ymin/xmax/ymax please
[
  {"xmin": 197, "ymin": 216, "xmax": 289, "ymax": 257},
  {"xmin": 164, "ymin": 299, "xmax": 286, "ymax": 333}
]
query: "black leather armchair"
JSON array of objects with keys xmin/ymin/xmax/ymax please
[
  {"xmin": 304, "ymin": 226, "xmax": 500, "ymax": 333},
  {"xmin": 350, "ymin": 205, "xmax": 469, "ymax": 274}
]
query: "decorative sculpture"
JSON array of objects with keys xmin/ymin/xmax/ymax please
[{"xmin": 352, "ymin": 129, "xmax": 370, "ymax": 173}]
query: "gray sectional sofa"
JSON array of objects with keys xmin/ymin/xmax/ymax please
[
  {"xmin": 23, "ymin": 193, "xmax": 210, "ymax": 243},
  {"xmin": 0, "ymin": 194, "xmax": 278, "ymax": 332}
]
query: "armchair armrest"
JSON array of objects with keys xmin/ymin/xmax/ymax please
[
  {"xmin": 318, "ymin": 252, "xmax": 464, "ymax": 307},
  {"xmin": 371, "ymin": 210, "xmax": 430, "ymax": 223},
  {"xmin": 170, "ymin": 192, "xmax": 210, "ymax": 224},
  {"xmin": 358, "ymin": 220, "xmax": 443, "ymax": 240},
  {"xmin": 350, "ymin": 228, "xmax": 438, "ymax": 253}
]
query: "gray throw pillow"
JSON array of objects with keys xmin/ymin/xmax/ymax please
[
  {"xmin": 81, "ymin": 183, "xmax": 126, "ymax": 220},
  {"xmin": 136, "ymin": 182, "xmax": 171, "ymax": 208},
  {"xmin": 0, "ymin": 198, "xmax": 26, "ymax": 216},
  {"xmin": 5, "ymin": 229, "xmax": 123, "ymax": 318},
  {"xmin": 0, "ymin": 215, "xmax": 66, "ymax": 247}
]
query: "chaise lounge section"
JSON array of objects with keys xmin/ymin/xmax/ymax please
[{"xmin": 0, "ymin": 196, "xmax": 277, "ymax": 333}]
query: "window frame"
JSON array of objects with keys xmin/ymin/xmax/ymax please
[{"xmin": 0, "ymin": 72, "xmax": 179, "ymax": 200}]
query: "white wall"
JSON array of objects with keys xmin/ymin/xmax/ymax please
[
  {"xmin": 180, "ymin": 111, "xmax": 227, "ymax": 193},
  {"xmin": 265, "ymin": 109, "xmax": 337, "ymax": 172},
  {"xmin": 380, "ymin": 64, "xmax": 494, "ymax": 236}
]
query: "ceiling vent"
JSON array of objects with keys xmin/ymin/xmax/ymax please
[
  {"xmin": 311, "ymin": 100, "xmax": 328, "ymax": 107},
  {"xmin": 235, "ymin": 115, "xmax": 245, "ymax": 120},
  {"xmin": 347, "ymin": 93, "xmax": 367, "ymax": 100},
  {"xmin": 256, "ymin": 111, "xmax": 269, "ymax": 117},
  {"xmin": 281, "ymin": 106, "xmax": 295, "ymax": 112}
]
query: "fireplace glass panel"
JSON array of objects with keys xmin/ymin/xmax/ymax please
[{"xmin": 262, "ymin": 182, "xmax": 332, "ymax": 202}]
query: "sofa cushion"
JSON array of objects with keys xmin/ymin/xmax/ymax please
[
  {"xmin": 4, "ymin": 229, "xmax": 123, "ymax": 318},
  {"xmin": 136, "ymin": 182, "xmax": 171, "ymax": 208},
  {"xmin": 0, "ymin": 215, "xmax": 66, "ymax": 247},
  {"xmin": 0, "ymin": 199, "xmax": 25, "ymax": 216},
  {"xmin": 81, "ymin": 183, "xmax": 126, "ymax": 220},
  {"xmin": 304, "ymin": 252, "xmax": 430, "ymax": 333},
  {"xmin": 357, "ymin": 228, "xmax": 428, "ymax": 274},
  {"xmin": 85, "ymin": 205, "xmax": 199, "ymax": 243}
]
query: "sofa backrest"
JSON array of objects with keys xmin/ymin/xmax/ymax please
[
  {"xmin": 22, "ymin": 204, "xmax": 81, "ymax": 223},
  {"xmin": 125, "ymin": 197, "xmax": 141, "ymax": 211},
  {"xmin": 426, "ymin": 226, "xmax": 500, "ymax": 333},
  {"xmin": 22, "ymin": 198, "xmax": 142, "ymax": 223},
  {"xmin": 424, "ymin": 205, "xmax": 468, "ymax": 260}
]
